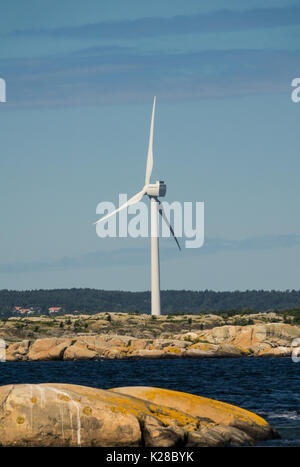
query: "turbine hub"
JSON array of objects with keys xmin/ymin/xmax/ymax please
[{"xmin": 146, "ymin": 180, "xmax": 166, "ymax": 197}]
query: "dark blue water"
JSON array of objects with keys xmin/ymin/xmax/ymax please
[{"xmin": 0, "ymin": 357, "xmax": 299, "ymax": 446}]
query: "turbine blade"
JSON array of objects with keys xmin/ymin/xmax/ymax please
[
  {"xmin": 145, "ymin": 96, "xmax": 156, "ymax": 186},
  {"xmin": 158, "ymin": 202, "xmax": 181, "ymax": 251},
  {"xmin": 94, "ymin": 189, "xmax": 145, "ymax": 224}
]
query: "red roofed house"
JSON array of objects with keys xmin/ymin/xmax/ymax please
[
  {"xmin": 19, "ymin": 308, "xmax": 31, "ymax": 315},
  {"xmin": 48, "ymin": 307, "xmax": 63, "ymax": 314}
]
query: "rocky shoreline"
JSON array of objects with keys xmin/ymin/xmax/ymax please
[
  {"xmin": 5, "ymin": 322, "xmax": 300, "ymax": 361},
  {"xmin": 0, "ymin": 319, "xmax": 292, "ymax": 446},
  {"xmin": 0, "ymin": 384, "xmax": 279, "ymax": 446}
]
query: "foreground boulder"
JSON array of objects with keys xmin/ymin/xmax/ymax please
[
  {"xmin": 0, "ymin": 384, "xmax": 278, "ymax": 447},
  {"xmin": 111, "ymin": 386, "xmax": 277, "ymax": 441}
]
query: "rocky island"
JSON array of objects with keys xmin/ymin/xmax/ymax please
[{"xmin": 1, "ymin": 311, "xmax": 300, "ymax": 360}]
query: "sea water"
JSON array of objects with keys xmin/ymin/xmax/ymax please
[{"xmin": 0, "ymin": 357, "xmax": 299, "ymax": 446}]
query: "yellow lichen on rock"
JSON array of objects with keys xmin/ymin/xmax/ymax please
[
  {"xmin": 0, "ymin": 383, "xmax": 279, "ymax": 447},
  {"xmin": 110, "ymin": 386, "xmax": 277, "ymax": 440}
]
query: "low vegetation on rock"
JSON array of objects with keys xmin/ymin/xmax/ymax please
[{"xmin": 2, "ymin": 313, "xmax": 300, "ymax": 360}]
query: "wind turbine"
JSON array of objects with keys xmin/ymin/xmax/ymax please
[{"xmin": 95, "ymin": 97, "xmax": 181, "ymax": 316}]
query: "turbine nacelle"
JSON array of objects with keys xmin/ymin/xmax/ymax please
[{"xmin": 146, "ymin": 180, "xmax": 166, "ymax": 198}]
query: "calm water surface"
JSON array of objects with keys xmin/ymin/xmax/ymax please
[{"xmin": 0, "ymin": 357, "xmax": 299, "ymax": 446}]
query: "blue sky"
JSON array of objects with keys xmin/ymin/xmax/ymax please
[{"xmin": 0, "ymin": 0, "xmax": 300, "ymax": 291}]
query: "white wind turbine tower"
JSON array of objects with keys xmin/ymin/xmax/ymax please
[{"xmin": 95, "ymin": 97, "xmax": 181, "ymax": 316}]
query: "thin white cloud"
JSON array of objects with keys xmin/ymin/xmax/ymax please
[
  {"xmin": 12, "ymin": 6, "xmax": 300, "ymax": 39},
  {"xmin": 2, "ymin": 47, "xmax": 300, "ymax": 107},
  {"xmin": 1, "ymin": 234, "xmax": 299, "ymax": 274}
]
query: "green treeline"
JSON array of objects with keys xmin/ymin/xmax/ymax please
[{"xmin": 1, "ymin": 288, "xmax": 300, "ymax": 316}]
